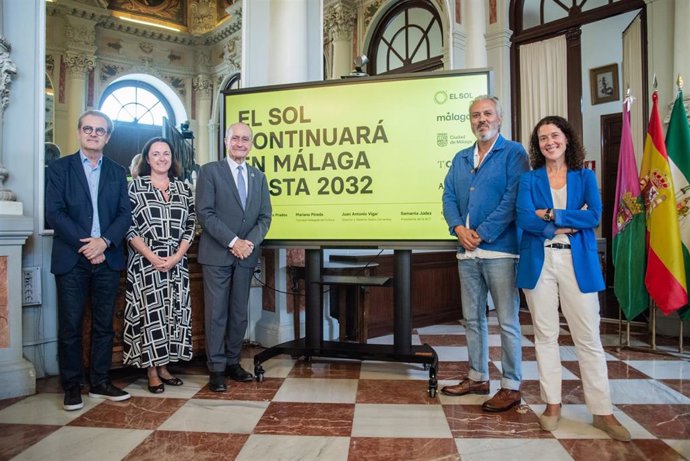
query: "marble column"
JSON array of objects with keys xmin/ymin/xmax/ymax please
[
  {"xmin": 463, "ymin": 0, "xmax": 487, "ymax": 68},
  {"xmin": 268, "ymin": 0, "xmax": 309, "ymax": 85},
  {"xmin": 62, "ymin": 52, "xmax": 93, "ymax": 153},
  {"xmin": 324, "ymin": 0, "xmax": 356, "ymax": 79},
  {"xmin": 243, "ymin": 0, "xmax": 323, "ymax": 347},
  {"xmin": 193, "ymin": 75, "xmax": 213, "ymax": 166},
  {"xmin": 485, "ymin": 0, "xmax": 514, "ymax": 138},
  {"xmin": 62, "ymin": 15, "xmax": 96, "ymax": 153},
  {"xmin": 0, "ymin": 1, "xmax": 35, "ymax": 397}
]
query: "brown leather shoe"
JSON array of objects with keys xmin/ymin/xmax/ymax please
[
  {"xmin": 481, "ymin": 388, "xmax": 521, "ymax": 412},
  {"xmin": 441, "ymin": 378, "xmax": 490, "ymax": 396}
]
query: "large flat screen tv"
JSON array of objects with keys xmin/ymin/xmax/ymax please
[{"xmin": 224, "ymin": 69, "xmax": 491, "ymax": 248}]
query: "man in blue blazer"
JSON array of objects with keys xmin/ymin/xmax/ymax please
[
  {"xmin": 46, "ymin": 110, "xmax": 132, "ymax": 411},
  {"xmin": 197, "ymin": 122, "xmax": 272, "ymax": 392},
  {"xmin": 441, "ymin": 96, "xmax": 530, "ymax": 411}
]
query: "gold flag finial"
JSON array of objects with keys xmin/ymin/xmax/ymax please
[{"xmin": 678, "ymin": 75, "xmax": 684, "ymax": 90}]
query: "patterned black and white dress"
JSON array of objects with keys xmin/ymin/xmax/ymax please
[{"xmin": 123, "ymin": 176, "xmax": 196, "ymax": 368}]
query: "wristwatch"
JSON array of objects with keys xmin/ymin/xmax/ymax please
[{"xmin": 543, "ymin": 208, "xmax": 552, "ymax": 222}]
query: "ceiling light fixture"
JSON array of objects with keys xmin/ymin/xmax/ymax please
[{"xmin": 113, "ymin": 12, "xmax": 181, "ymax": 32}]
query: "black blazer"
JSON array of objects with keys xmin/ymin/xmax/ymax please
[{"xmin": 46, "ymin": 152, "xmax": 132, "ymax": 275}]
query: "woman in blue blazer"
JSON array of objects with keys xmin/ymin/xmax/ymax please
[{"xmin": 516, "ymin": 116, "xmax": 630, "ymax": 442}]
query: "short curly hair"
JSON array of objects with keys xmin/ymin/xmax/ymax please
[{"xmin": 528, "ymin": 115, "xmax": 585, "ymax": 170}]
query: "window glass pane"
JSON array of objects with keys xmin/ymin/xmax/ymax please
[
  {"xmin": 369, "ymin": 2, "xmax": 444, "ymax": 75},
  {"xmin": 408, "ymin": 7, "xmax": 432, "ymax": 24},
  {"xmin": 522, "ymin": 0, "xmax": 540, "ymax": 29},
  {"xmin": 100, "ymin": 95, "xmax": 121, "ymax": 121},
  {"xmin": 387, "ymin": 51, "xmax": 403, "ymax": 70},
  {"xmin": 543, "ymin": 1, "xmax": 569, "ymax": 23},
  {"xmin": 134, "ymin": 88, "xmax": 159, "ymax": 109},
  {"xmin": 582, "ymin": 0, "xmax": 611, "ymax": 12},
  {"xmin": 408, "ymin": 26, "xmax": 426, "ymax": 61},
  {"xmin": 99, "ymin": 81, "xmax": 171, "ymax": 126},
  {"xmin": 149, "ymin": 103, "xmax": 167, "ymax": 125},
  {"xmin": 428, "ymin": 25, "xmax": 442, "ymax": 54},
  {"xmin": 390, "ymin": 31, "xmax": 406, "ymax": 57}
]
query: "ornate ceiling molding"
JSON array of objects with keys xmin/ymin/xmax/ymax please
[{"xmin": 50, "ymin": 1, "xmax": 242, "ymax": 47}]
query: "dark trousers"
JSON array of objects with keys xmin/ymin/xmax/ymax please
[
  {"xmin": 202, "ymin": 263, "xmax": 253, "ymax": 372},
  {"xmin": 56, "ymin": 258, "xmax": 121, "ymax": 389}
]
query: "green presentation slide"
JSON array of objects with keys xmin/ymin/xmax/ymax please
[{"xmin": 224, "ymin": 70, "xmax": 490, "ymax": 244}]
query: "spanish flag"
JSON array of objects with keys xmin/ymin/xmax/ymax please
[{"xmin": 639, "ymin": 91, "xmax": 688, "ymax": 314}]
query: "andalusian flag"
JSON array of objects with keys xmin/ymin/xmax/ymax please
[
  {"xmin": 639, "ymin": 91, "xmax": 688, "ymax": 314},
  {"xmin": 612, "ymin": 101, "xmax": 648, "ymax": 320},
  {"xmin": 666, "ymin": 88, "xmax": 690, "ymax": 319}
]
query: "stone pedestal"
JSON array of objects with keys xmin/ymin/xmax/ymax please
[{"xmin": 0, "ymin": 215, "xmax": 35, "ymax": 399}]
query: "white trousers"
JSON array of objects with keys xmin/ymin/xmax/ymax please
[{"xmin": 523, "ymin": 248, "xmax": 613, "ymax": 415}]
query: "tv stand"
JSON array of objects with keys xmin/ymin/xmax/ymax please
[{"xmin": 253, "ymin": 248, "xmax": 439, "ymax": 397}]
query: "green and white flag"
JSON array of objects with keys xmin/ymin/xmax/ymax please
[{"xmin": 666, "ymin": 89, "xmax": 690, "ymax": 319}]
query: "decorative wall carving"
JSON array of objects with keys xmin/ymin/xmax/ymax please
[
  {"xmin": 0, "ymin": 36, "xmax": 17, "ymax": 203},
  {"xmin": 0, "ymin": 38, "xmax": 16, "ymax": 117},
  {"xmin": 64, "ymin": 51, "xmax": 96, "ymax": 75},
  {"xmin": 164, "ymin": 75, "xmax": 186, "ymax": 96},
  {"xmin": 64, "ymin": 23, "xmax": 96, "ymax": 50},
  {"xmin": 363, "ymin": 0, "xmax": 386, "ymax": 28},
  {"xmin": 192, "ymin": 74, "xmax": 213, "ymax": 97},
  {"xmin": 223, "ymin": 37, "xmax": 240, "ymax": 69},
  {"xmin": 324, "ymin": 1, "xmax": 357, "ymax": 42},
  {"xmin": 139, "ymin": 41, "xmax": 154, "ymax": 54},
  {"xmin": 106, "ymin": 40, "xmax": 123, "ymax": 52},
  {"xmin": 100, "ymin": 63, "xmax": 126, "ymax": 82},
  {"xmin": 194, "ymin": 50, "xmax": 211, "ymax": 70},
  {"xmin": 46, "ymin": 55, "xmax": 55, "ymax": 75},
  {"xmin": 189, "ymin": 0, "xmax": 217, "ymax": 36}
]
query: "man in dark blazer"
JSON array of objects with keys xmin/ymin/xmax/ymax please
[
  {"xmin": 46, "ymin": 110, "xmax": 132, "ymax": 411},
  {"xmin": 197, "ymin": 122, "xmax": 272, "ymax": 392}
]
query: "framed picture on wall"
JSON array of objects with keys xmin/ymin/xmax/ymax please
[{"xmin": 589, "ymin": 63, "xmax": 619, "ymax": 105}]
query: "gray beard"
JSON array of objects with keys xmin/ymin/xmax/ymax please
[{"xmin": 477, "ymin": 128, "xmax": 498, "ymax": 142}]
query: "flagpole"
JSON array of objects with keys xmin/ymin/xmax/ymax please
[
  {"xmin": 674, "ymin": 73, "xmax": 686, "ymax": 355},
  {"xmin": 614, "ymin": 83, "xmax": 687, "ymax": 357}
]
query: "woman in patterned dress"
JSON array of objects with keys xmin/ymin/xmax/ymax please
[{"xmin": 123, "ymin": 137, "xmax": 196, "ymax": 393}]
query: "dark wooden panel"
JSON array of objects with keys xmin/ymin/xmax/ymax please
[{"xmin": 331, "ymin": 251, "xmax": 461, "ymax": 339}]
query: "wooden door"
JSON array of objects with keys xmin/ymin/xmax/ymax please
[{"xmin": 600, "ymin": 112, "xmax": 622, "ymax": 319}]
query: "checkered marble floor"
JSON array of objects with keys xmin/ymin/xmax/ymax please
[{"xmin": 1, "ymin": 311, "xmax": 689, "ymax": 461}]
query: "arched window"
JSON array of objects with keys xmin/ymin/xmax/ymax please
[
  {"xmin": 99, "ymin": 80, "xmax": 175, "ymax": 126},
  {"xmin": 366, "ymin": 0, "xmax": 444, "ymax": 75},
  {"xmin": 98, "ymin": 79, "xmax": 179, "ymax": 170}
]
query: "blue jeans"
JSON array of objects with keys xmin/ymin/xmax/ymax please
[
  {"xmin": 458, "ymin": 257, "xmax": 522, "ymax": 390},
  {"xmin": 56, "ymin": 258, "xmax": 121, "ymax": 389}
]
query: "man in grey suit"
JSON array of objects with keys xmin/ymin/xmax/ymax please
[{"xmin": 196, "ymin": 122, "xmax": 272, "ymax": 392}]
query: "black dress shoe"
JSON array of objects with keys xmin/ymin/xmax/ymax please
[
  {"xmin": 208, "ymin": 372, "xmax": 227, "ymax": 392},
  {"xmin": 226, "ymin": 364, "xmax": 254, "ymax": 382}
]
